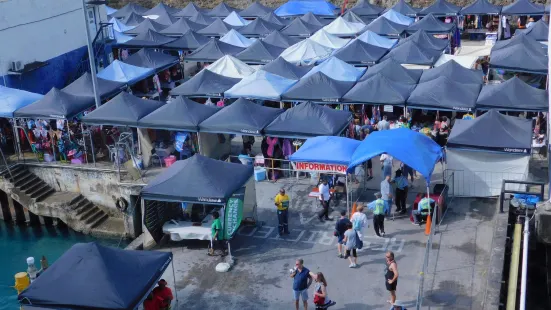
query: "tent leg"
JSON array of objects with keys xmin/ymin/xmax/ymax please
[
  {"xmin": 171, "ymin": 260, "xmax": 179, "ymax": 307},
  {"xmin": 88, "ymin": 125, "xmax": 96, "ymax": 167},
  {"xmin": 197, "ymin": 133, "xmax": 202, "ymax": 155},
  {"xmin": 12, "ymin": 118, "xmax": 21, "ymax": 162},
  {"xmin": 346, "ymin": 174, "xmax": 350, "ymax": 216},
  {"xmin": 80, "ymin": 123, "xmax": 88, "ymax": 164}
]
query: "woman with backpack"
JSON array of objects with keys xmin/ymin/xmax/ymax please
[{"xmin": 350, "ymin": 204, "xmax": 369, "ymax": 238}]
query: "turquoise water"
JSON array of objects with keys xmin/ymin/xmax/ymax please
[{"xmin": 0, "ymin": 220, "xmax": 125, "ymax": 309}]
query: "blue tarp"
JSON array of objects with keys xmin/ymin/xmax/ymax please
[
  {"xmin": 0, "ymin": 85, "xmax": 43, "ymax": 118},
  {"xmin": 382, "ymin": 9, "xmax": 414, "ymax": 25},
  {"xmin": 290, "ymin": 136, "xmax": 361, "ymax": 165},
  {"xmin": 302, "ymin": 57, "xmax": 365, "ymax": 82},
  {"xmin": 97, "ymin": 60, "xmax": 154, "ymax": 85},
  {"xmin": 356, "ymin": 30, "xmax": 398, "ymax": 48},
  {"xmin": 275, "ymin": 0, "xmax": 336, "ymax": 17},
  {"xmin": 19, "ymin": 242, "xmax": 172, "ymax": 310},
  {"xmin": 502, "ymin": 0, "xmax": 545, "ymax": 15},
  {"xmin": 348, "ymin": 128, "xmax": 443, "ymax": 181},
  {"xmin": 225, "ymin": 70, "xmax": 297, "ymax": 100}
]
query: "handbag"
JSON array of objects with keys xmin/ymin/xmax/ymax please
[
  {"xmin": 313, "ymin": 286, "xmax": 325, "ymax": 305},
  {"xmin": 355, "ymin": 231, "xmax": 363, "ymax": 249}
]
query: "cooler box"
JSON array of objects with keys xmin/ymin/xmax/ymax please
[{"xmin": 254, "ymin": 167, "xmax": 266, "ymax": 181}]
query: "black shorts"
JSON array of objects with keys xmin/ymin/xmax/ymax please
[
  {"xmin": 367, "ymin": 159, "xmax": 372, "ymax": 169},
  {"xmin": 345, "ymin": 248, "xmax": 357, "ymax": 257},
  {"xmin": 386, "ymin": 279, "xmax": 397, "ymax": 291}
]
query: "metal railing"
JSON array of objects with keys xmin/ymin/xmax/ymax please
[
  {"xmin": 443, "ymin": 168, "xmax": 527, "ymax": 198},
  {"xmin": 415, "ymin": 172, "xmax": 455, "ymax": 310}
]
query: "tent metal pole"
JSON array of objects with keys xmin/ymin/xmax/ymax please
[
  {"xmin": 197, "ymin": 132, "xmax": 203, "ymax": 155},
  {"xmin": 346, "ymin": 174, "xmax": 350, "ymax": 216},
  {"xmin": 81, "ymin": 0, "xmax": 101, "ymax": 108},
  {"xmin": 12, "ymin": 118, "xmax": 21, "ymax": 162},
  {"xmin": 80, "ymin": 123, "xmax": 88, "ymax": 164},
  {"xmin": 171, "ymin": 260, "xmax": 179, "ymax": 307}
]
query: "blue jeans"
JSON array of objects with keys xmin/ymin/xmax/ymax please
[
  {"xmin": 384, "ymin": 200, "xmax": 392, "ymax": 214},
  {"xmin": 293, "ymin": 289, "xmax": 308, "ymax": 301}
]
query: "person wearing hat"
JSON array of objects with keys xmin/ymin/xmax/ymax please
[
  {"xmin": 274, "ymin": 188, "xmax": 290, "ymax": 236},
  {"xmin": 367, "ymin": 192, "xmax": 386, "ymax": 237},
  {"xmin": 152, "ymin": 279, "xmax": 173, "ymax": 310}
]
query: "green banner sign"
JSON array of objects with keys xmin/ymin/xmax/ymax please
[{"xmin": 223, "ymin": 188, "xmax": 244, "ymax": 240}]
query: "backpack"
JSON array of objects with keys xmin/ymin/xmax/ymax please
[{"xmin": 353, "ymin": 217, "xmax": 362, "ymax": 231}]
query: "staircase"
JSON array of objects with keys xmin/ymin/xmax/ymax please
[{"xmin": 1, "ymin": 165, "xmax": 110, "ymax": 233}]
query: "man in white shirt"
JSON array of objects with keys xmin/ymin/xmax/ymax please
[
  {"xmin": 318, "ymin": 179, "xmax": 333, "ymax": 222},
  {"xmin": 377, "ymin": 116, "xmax": 390, "ymax": 131},
  {"xmin": 380, "ymin": 175, "xmax": 393, "ymax": 216}
]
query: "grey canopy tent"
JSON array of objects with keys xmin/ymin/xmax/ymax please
[
  {"xmin": 123, "ymin": 48, "xmax": 179, "ymax": 71},
  {"xmin": 350, "ymin": 0, "xmax": 385, "ymax": 17},
  {"xmin": 364, "ymin": 17, "xmax": 408, "ymax": 37},
  {"xmin": 199, "ymin": 98, "xmax": 284, "ymax": 135},
  {"xmin": 476, "ymin": 77, "xmax": 548, "ymax": 111},
  {"xmin": 388, "ymin": 0, "xmax": 421, "ymax": 16},
  {"xmin": 161, "ymin": 30, "xmax": 210, "ymax": 51},
  {"xmin": 240, "ymin": 2, "xmax": 273, "ymax": 18},
  {"xmin": 447, "ymin": 110, "xmax": 532, "ymax": 153},
  {"xmin": 185, "ymin": 39, "xmax": 245, "ymax": 62},
  {"xmin": 460, "ymin": 0, "xmax": 502, "ymax": 15},
  {"xmin": 406, "ymin": 13, "xmax": 455, "ymax": 34},
  {"xmin": 141, "ymin": 154, "xmax": 253, "ymax": 203},
  {"xmin": 121, "ymin": 12, "xmax": 146, "ymax": 27},
  {"xmin": 170, "ymin": 69, "xmax": 241, "ymax": 97},
  {"xmin": 281, "ymin": 18, "xmax": 322, "ymax": 37},
  {"xmin": 137, "ymin": 96, "xmax": 220, "ymax": 131},
  {"xmin": 264, "ymin": 102, "xmax": 353, "ymax": 138},
  {"xmin": 361, "ymin": 58, "xmax": 422, "ymax": 84},
  {"xmin": 207, "ymin": 2, "xmax": 241, "ymax": 17},
  {"xmin": 332, "ymin": 39, "xmax": 389, "ymax": 65},
  {"xmin": 281, "ymin": 72, "xmax": 356, "ymax": 102},
  {"xmin": 144, "ymin": 2, "xmax": 181, "ymax": 16},
  {"xmin": 124, "ymin": 19, "xmax": 167, "ymax": 36},
  {"xmin": 110, "ymin": 3, "xmax": 148, "ymax": 19},
  {"xmin": 396, "ymin": 30, "xmax": 449, "ymax": 51},
  {"xmin": 148, "ymin": 10, "xmax": 179, "ymax": 27},
  {"xmin": 160, "ymin": 18, "xmax": 204, "ymax": 36},
  {"xmin": 119, "ymin": 30, "xmax": 176, "ymax": 48},
  {"xmin": 300, "ymin": 12, "xmax": 331, "ymax": 26},
  {"xmin": 515, "ymin": 19, "xmax": 549, "ymax": 41},
  {"xmin": 502, "ymin": 0, "xmax": 545, "ymax": 15},
  {"xmin": 238, "ymin": 18, "xmax": 282, "ymax": 37},
  {"xmin": 380, "ymin": 40, "xmax": 442, "ymax": 65},
  {"xmin": 419, "ymin": 60, "xmax": 483, "ymax": 85},
  {"xmin": 260, "ymin": 11, "xmax": 290, "ymax": 27},
  {"xmin": 260, "ymin": 56, "xmax": 312, "ymax": 80},
  {"xmin": 407, "ymin": 76, "xmax": 481, "ymax": 111},
  {"xmin": 343, "ymin": 73, "xmax": 416, "ymax": 105},
  {"xmin": 188, "ymin": 11, "xmax": 216, "ymax": 25},
  {"xmin": 261, "ymin": 30, "xmax": 301, "ymax": 48},
  {"xmin": 342, "ymin": 11, "xmax": 367, "ymax": 24},
  {"xmin": 174, "ymin": 2, "xmax": 204, "ymax": 18},
  {"xmin": 62, "ymin": 72, "xmax": 124, "ymax": 100},
  {"xmin": 419, "ymin": 0, "xmax": 462, "ymax": 16},
  {"xmin": 197, "ymin": 18, "xmax": 239, "ymax": 37},
  {"xmin": 82, "ymin": 92, "xmax": 165, "ymax": 127},
  {"xmin": 235, "ymin": 40, "xmax": 285, "ymax": 64},
  {"xmin": 14, "ymin": 88, "xmax": 95, "ymax": 119}
]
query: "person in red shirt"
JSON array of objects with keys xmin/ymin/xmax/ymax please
[
  {"xmin": 152, "ymin": 279, "xmax": 173, "ymax": 310},
  {"xmin": 143, "ymin": 292, "xmax": 162, "ymax": 310}
]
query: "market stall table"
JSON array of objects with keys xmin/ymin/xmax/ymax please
[{"xmin": 162, "ymin": 213, "xmax": 215, "ymax": 241}]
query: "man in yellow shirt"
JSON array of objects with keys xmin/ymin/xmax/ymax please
[{"xmin": 274, "ymin": 188, "xmax": 290, "ymax": 236}]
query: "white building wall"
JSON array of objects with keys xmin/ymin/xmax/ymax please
[{"xmin": 0, "ymin": 0, "xmax": 106, "ymax": 76}]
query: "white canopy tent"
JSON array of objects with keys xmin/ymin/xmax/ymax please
[
  {"xmin": 310, "ymin": 29, "xmax": 351, "ymax": 49},
  {"xmin": 223, "ymin": 11, "xmax": 251, "ymax": 26},
  {"xmin": 224, "ymin": 70, "xmax": 298, "ymax": 100},
  {"xmin": 206, "ymin": 55, "xmax": 256, "ymax": 78},
  {"xmin": 322, "ymin": 16, "xmax": 366, "ymax": 36},
  {"xmin": 280, "ymin": 38, "xmax": 333, "ymax": 65},
  {"xmin": 220, "ymin": 29, "xmax": 256, "ymax": 48},
  {"xmin": 434, "ymin": 54, "xmax": 479, "ymax": 69}
]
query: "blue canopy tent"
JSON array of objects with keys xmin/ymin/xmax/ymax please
[
  {"xmin": 113, "ymin": 30, "xmax": 134, "ymax": 44},
  {"xmin": 476, "ymin": 77, "xmax": 548, "ymax": 111},
  {"xmin": 361, "ymin": 58, "xmax": 422, "ymax": 84},
  {"xmin": 185, "ymin": 39, "xmax": 245, "ymax": 62},
  {"xmin": 124, "ymin": 19, "xmax": 167, "ymax": 36},
  {"xmin": 302, "ymin": 56, "xmax": 365, "ymax": 82},
  {"xmin": 301, "ymin": 12, "xmax": 332, "ymax": 26},
  {"xmin": 343, "ymin": 73, "xmax": 416, "ymax": 105},
  {"xmin": 0, "ymin": 85, "xmax": 43, "ymax": 118},
  {"xmin": 275, "ymin": 0, "xmax": 336, "ymax": 17},
  {"xmin": 199, "ymin": 98, "xmax": 284, "ymax": 135},
  {"xmin": 106, "ymin": 5, "xmax": 117, "ymax": 16},
  {"xmin": 281, "ymin": 18, "xmax": 322, "ymax": 37},
  {"xmin": 332, "ymin": 39, "xmax": 389, "ymax": 65},
  {"xmin": 62, "ymin": 72, "xmax": 125, "ymax": 100},
  {"xmin": 356, "ymin": 30, "xmax": 398, "ymax": 49},
  {"xmin": 379, "ymin": 40, "xmax": 442, "ymax": 66},
  {"xmin": 515, "ymin": 19, "xmax": 549, "ymax": 41},
  {"xmin": 290, "ymin": 136, "xmax": 361, "ymax": 165},
  {"xmin": 364, "ymin": 16, "xmax": 408, "ymax": 37},
  {"xmin": 160, "ymin": 18, "xmax": 204, "ymax": 36},
  {"xmin": 197, "ymin": 18, "xmax": 239, "ymax": 37},
  {"xmin": 238, "ymin": 18, "xmax": 282, "ymax": 37},
  {"xmin": 97, "ymin": 60, "xmax": 154, "ymax": 85},
  {"xmin": 396, "ymin": 29, "xmax": 449, "ymax": 51},
  {"xmin": 207, "ymin": 2, "xmax": 241, "ymax": 17},
  {"xmin": 235, "ymin": 40, "xmax": 286, "ymax": 64},
  {"xmin": 123, "ymin": 48, "xmax": 179, "ymax": 72},
  {"xmin": 110, "ymin": 3, "xmax": 148, "ymax": 19},
  {"xmin": 18, "ymin": 242, "xmax": 172, "ymax": 310},
  {"xmin": 109, "ymin": 17, "xmax": 136, "ymax": 33},
  {"xmin": 381, "ymin": 9, "xmax": 415, "ymax": 25},
  {"xmin": 489, "ymin": 37, "xmax": 548, "ymax": 74},
  {"xmin": 121, "ymin": 12, "xmax": 145, "ymax": 27},
  {"xmin": 174, "ymin": 2, "xmax": 204, "ymax": 18},
  {"xmin": 264, "ymin": 102, "xmax": 353, "ymax": 138},
  {"xmin": 240, "ymin": 1, "xmax": 274, "ymax": 18},
  {"xmin": 419, "ymin": 60, "xmax": 483, "ymax": 85},
  {"xmin": 501, "ymin": 0, "xmax": 545, "ymax": 15},
  {"xmin": 188, "ymin": 11, "xmax": 216, "ymax": 26},
  {"xmin": 388, "ymin": 0, "xmax": 421, "ymax": 17},
  {"xmin": 460, "ymin": 0, "xmax": 502, "ymax": 15},
  {"xmin": 407, "ymin": 76, "xmax": 481, "ymax": 111},
  {"xmin": 419, "ymin": 0, "xmax": 462, "ymax": 16},
  {"xmin": 348, "ymin": 128, "xmax": 443, "ymax": 189},
  {"xmin": 170, "ymin": 69, "xmax": 241, "ymax": 97},
  {"xmin": 406, "ymin": 13, "xmax": 456, "ymax": 34},
  {"xmin": 144, "ymin": 2, "xmax": 181, "ymax": 16},
  {"xmin": 119, "ymin": 30, "xmax": 176, "ymax": 48},
  {"xmin": 81, "ymin": 92, "xmax": 165, "ymax": 127},
  {"xmin": 261, "ymin": 11, "xmax": 291, "ymax": 28},
  {"xmin": 349, "ymin": 0, "xmax": 385, "ymax": 18},
  {"xmin": 281, "ymin": 72, "xmax": 356, "ymax": 103},
  {"xmin": 14, "ymin": 88, "xmax": 95, "ymax": 119},
  {"xmin": 137, "ymin": 96, "xmax": 220, "ymax": 132},
  {"xmin": 161, "ymin": 30, "xmax": 210, "ymax": 51},
  {"xmin": 262, "ymin": 30, "xmax": 301, "ymax": 48},
  {"xmin": 224, "ymin": 70, "xmax": 297, "ymax": 100},
  {"xmin": 260, "ymin": 56, "xmax": 312, "ymax": 80}
]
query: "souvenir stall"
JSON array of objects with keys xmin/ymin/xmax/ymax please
[
  {"xmin": 122, "ymin": 48, "xmax": 182, "ymax": 94},
  {"xmin": 459, "ymin": 0, "xmax": 502, "ymax": 41},
  {"xmin": 141, "ymin": 155, "xmax": 256, "ymax": 257},
  {"xmin": 446, "ymin": 110, "xmax": 532, "ymax": 197}
]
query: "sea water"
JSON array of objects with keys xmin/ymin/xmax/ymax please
[{"xmin": 0, "ymin": 220, "xmax": 125, "ymax": 309}]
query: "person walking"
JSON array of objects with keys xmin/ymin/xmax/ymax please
[
  {"xmin": 334, "ymin": 210, "xmax": 351, "ymax": 258},
  {"xmin": 381, "ymin": 175, "xmax": 393, "ymax": 215},
  {"xmin": 274, "ymin": 188, "xmax": 290, "ymax": 236},
  {"xmin": 385, "ymin": 251, "xmax": 399, "ymax": 305},
  {"xmin": 309, "ymin": 272, "xmax": 336, "ymax": 309},
  {"xmin": 392, "ymin": 170, "xmax": 408, "ymax": 214},
  {"xmin": 291, "ymin": 258, "xmax": 313, "ymax": 310},
  {"xmin": 209, "ymin": 211, "xmax": 226, "ymax": 256},
  {"xmin": 343, "ymin": 222, "xmax": 359, "ymax": 268},
  {"xmin": 318, "ymin": 179, "xmax": 333, "ymax": 222},
  {"xmin": 380, "ymin": 154, "xmax": 393, "ymax": 180},
  {"xmin": 350, "ymin": 204, "xmax": 369, "ymax": 238},
  {"xmin": 368, "ymin": 192, "xmax": 386, "ymax": 237}
]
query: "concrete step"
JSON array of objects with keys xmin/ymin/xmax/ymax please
[
  {"xmin": 9, "ymin": 169, "xmax": 31, "ymax": 183},
  {"xmin": 24, "ymin": 181, "xmax": 48, "ymax": 195},
  {"xmin": 69, "ymin": 195, "xmax": 84, "ymax": 206},
  {"xmin": 14, "ymin": 173, "xmax": 35, "ymax": 187},
  {"xmin": 18, "ymin": 175, "xmax": 39, "ymax": 190},
  {"xmin": 27, "ymin": 183, "xmax": 51, "ymax": 198},
  {"xmin": 1, "ymin": 165, "xmax": 24, "ymax": 178},
  {"xmin": 78, "ymin": 206, "xmax": 100, "ymax": 221},
  {"xmin": 89, "ymin": 213, "xmax": 109, "ymax": 229},
  {"xmin": 85, "ymin": 210, "xmax": 107, "ymax": 226},
  {"xmin": 34, "ymin": 188, "xmax": 55, "ymax": 202},
  {"xmin": 75, "ymin": 201, "xmax": 94, "ymax": 214}
]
